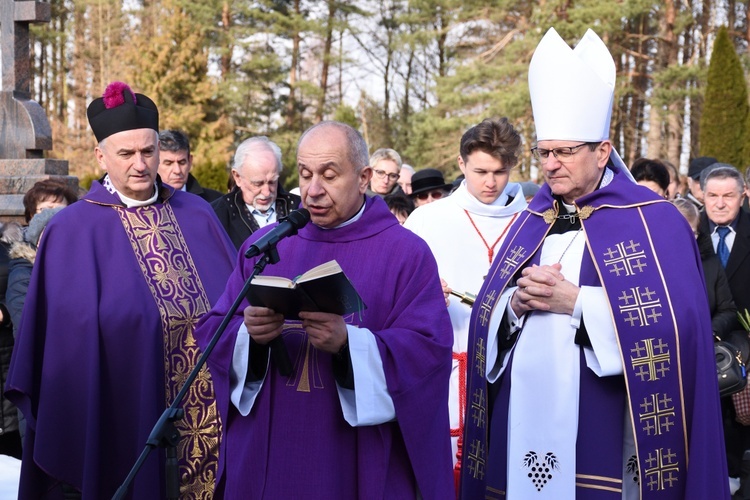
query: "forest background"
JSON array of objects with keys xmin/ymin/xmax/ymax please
[{"xmin": 15, "ymin": 0, "xmax": 750, "ymax": 191}]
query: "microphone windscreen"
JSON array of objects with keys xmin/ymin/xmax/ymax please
[{"xmin": 287, "ymin": 208, "xmax": 311, "ymax": 229}]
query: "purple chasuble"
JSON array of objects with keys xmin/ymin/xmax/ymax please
[
  {"xmin": 460, "ymin": 169, "xmax": 729, "ymax": 499},
  {"xmin": 6, "ymin": 181, "xmax": 237, "ymax": 499},
  {"xmin": 195, "ymin": 196, "xmax": 455, "ymax": 499}
]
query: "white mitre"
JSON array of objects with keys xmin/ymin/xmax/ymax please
[{"xmin": 529, "ymin": 28, "xmax": 633, "ymax": 181}]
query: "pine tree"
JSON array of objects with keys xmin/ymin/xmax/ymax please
[
  {"xmin": 124, "ymin": 0, "xmax": 233, "ymax": 177},
  {"xmin": 699, "ymin": 26, "xmax": 748, "ymax": 168}
]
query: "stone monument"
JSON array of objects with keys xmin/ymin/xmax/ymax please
[{"xmin": 0, "ymin": 0, "xmax": 76, "ymax": 223}]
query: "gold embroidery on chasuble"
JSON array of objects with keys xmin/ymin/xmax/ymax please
[
  {"xmin": 639, "ymin": 393, "xmax": 676, "ymax": 436},
  {"xmin": 595, "ymin": 225, "xmax": 683, "ymax": 493},
  {"xmin": 630, "ymin": 338, "xmax": 671, "ymax": 382},
  {"xmin": 499, "ymin": 246, "xmax": 527, "ymax": 280},
  {"xmin": 603, "ymin": 240, "xmax": 648, "ymax": 277},
  {"xmin": 643, "ymin": 448, "xmax": 680, "ymax": 491},
  {"xmin": 470, "ymin": 388, "xmax": 486, "ymax": 429},
  {"xmin": 485, "ymin": 485, "xmax": 506, "ymax": 499},
  {"xmin": 285, "ymin": 323, "xmax": 325, "ymax": 392},
  {"xmin": 285, "ymin": 312, "xmax": 362, "ymax": 392},
  {"xmin": 116, "ymin": 204, "xmax": 219, "ymax": 499},
  {"xmin": 466, "ymin": 438, "xmax": 486, "ymax": 480}
]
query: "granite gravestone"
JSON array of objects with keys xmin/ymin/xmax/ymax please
[{"xmin": 0, "ymin": 0, "xmax": 76, "ymax": 223}]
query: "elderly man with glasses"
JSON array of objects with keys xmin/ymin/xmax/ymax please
[
  {"xmin": 212, "ymin": 136, "xmax": 301, "ymax": 249},
  {"xmin": 460, "ymin": 28, "xmax": 728, "ymax": 499},
  {"xmin": 367, "ymin": 148, "xmax": 404, "ymax": 197}
]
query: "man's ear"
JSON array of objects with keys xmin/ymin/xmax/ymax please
[
  {"xmin": 95, "ymin": 147, "xmax": 108, "ymax": 172},
  {"xmin": 596, "ymin": 141, "xmax": 613, "ymax": 168},
  {"xmin": 359, "ymin": 166, "xmax": 373, "ymax": 193},
  {"xmin": 457, "ymin": 155, "xmax": 466, "ymax": 174}
]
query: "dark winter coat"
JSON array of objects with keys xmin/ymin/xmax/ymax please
[
  {"xmin": 697, "ymin": 231, "xmax": 739, "ymax": 339},
  {"xmin": 211, "ymin": 186, "xmax": 301, "ymax": 250},
  {"xmin": 0, "ymin": 224, "xmax": 20, "ymax": 438},
  {"xmin": 185, "ymin": 173, "xmax": 223, "ymax": 203}
]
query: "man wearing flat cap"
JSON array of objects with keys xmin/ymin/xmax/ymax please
[
  {"xmin": 685, "ymin": 156, "xmax": 718, "ymax": 211},
  {"xmin": 6, "ymin": 81, "xmax": 236, "ymax": 499},
  {"xmin": 460, "ymin": 29, "xmax": 728, "ymax": 499}
]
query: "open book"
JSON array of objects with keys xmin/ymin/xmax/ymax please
[{"xmin": 245, "ymin": 260, "xmax": 366, "ymax": 320}]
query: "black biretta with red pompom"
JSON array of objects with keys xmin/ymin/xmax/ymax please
[{"xmin": 86, "ymin": 81, "xmax": 159, "ymax": 142}]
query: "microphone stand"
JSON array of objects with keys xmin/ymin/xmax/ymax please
[{"xmin": 113, "ymin": 247, "xmax": 281, "ymax": 500}]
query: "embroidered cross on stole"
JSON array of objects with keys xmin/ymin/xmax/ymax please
[{"xmin": 460, "ymin": 204, "xmax": 689, "ymax": 499}]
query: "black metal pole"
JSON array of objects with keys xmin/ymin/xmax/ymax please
[{"xmin": 112, "ymin": 252, "xmax": 276, "ymax": 500}]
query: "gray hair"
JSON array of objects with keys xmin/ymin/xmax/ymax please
[
  {"xmin": 98, "ymin": 129, "xmax": 159, "ymax": 151},
  {"xmin": 298, "ymin": 121, "xmax": 369, "ymax": 172},
  {"xmin": 700, "ymin": 163, "xmax": 745, "ymax": 192},
  {"xmin": 232, "ymin": 136, "xmax": 282, "ymax": 174},
  {"xmin": 401, "ymin": 164, "xmax": 415, "ymax": 174},
  {"xmin": 672, "ymin": 197, "xmax": 699, "ymax": 226},
  {"xmin": 369, "ymin": 148, "xmax": 402, "ymax": 169}
]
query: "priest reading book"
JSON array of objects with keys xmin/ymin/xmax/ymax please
[{"xmin": 246, "ymin": 260, "xmax": 366, "ymax": 320}]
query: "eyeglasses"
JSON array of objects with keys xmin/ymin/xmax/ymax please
[
  {"xmin": 416, "ymin": 190, "xmax": 445, "ymax": 201},
  {"xmin": 373, "ymin": 169, "xmax": 400, "ymax": 181},
  {"xmin": 530, "ymin": 142, "xmax": 599, "ymax": 163}
]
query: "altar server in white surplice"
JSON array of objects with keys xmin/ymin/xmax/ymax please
[{"xmin": 404, "ymin": 117, "xmax": 527, "ymax": 485}]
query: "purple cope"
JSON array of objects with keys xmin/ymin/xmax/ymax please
[{"xmin": 460, "ymin": 168, "xmax": 730, "ymax": 499}]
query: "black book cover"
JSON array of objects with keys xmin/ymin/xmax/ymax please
[{"xmin": 245, "ymin": 260, "xmax": 366, "ymax": 320}]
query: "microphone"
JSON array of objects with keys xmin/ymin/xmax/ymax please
[{"xmin": 244, "ymin": 208, "xmax": 311, "ymax": 259}]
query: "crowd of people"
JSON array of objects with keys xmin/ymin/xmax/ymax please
[{"xmin": 0, "ymin": 26, "xmax": 744, "ymax": 500}]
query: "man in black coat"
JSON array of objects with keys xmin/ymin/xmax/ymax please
[
  {"xmin": 158, "ymin": 130, "xmax": 223, "ymax": 202},
  {"xmin": 212, "ymin": 136, "xmax": 301, "ymax": 250},
  {"xmin": 698, "ymin": 163, "xmax": 750, "ymax": 492},
  {"xmin": 700, "ymin": 164, "xmax": 750, "ymax": 314}
]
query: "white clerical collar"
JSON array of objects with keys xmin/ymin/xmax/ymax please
[
  {"xmin": 102, "ymin": 174, "xmax": 158, "ymax": 208},
  {"xmin": 317, "ymin": 197, "xmax": 366, "ymax": 230}
]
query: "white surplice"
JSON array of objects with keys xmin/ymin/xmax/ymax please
[
  {"xmin": 485, "ymin": 225, "xmax": 636, "ymax": 499},
  {"xmin": 404, "ymin": 181, "xmax": 527, "ymax": 465}
]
